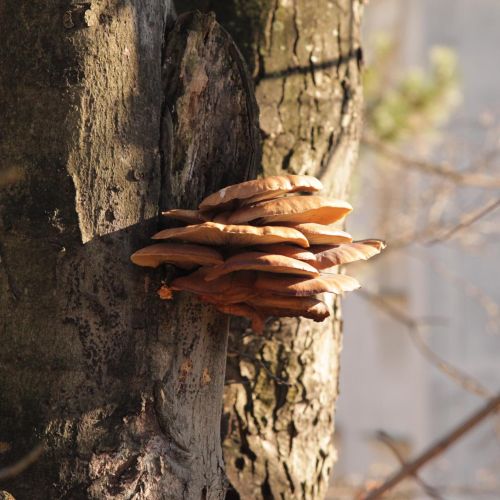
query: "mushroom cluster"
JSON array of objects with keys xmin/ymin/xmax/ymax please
[{"xmin": 131, "ymin": 175, "xmax": 385, "ymax": 333}]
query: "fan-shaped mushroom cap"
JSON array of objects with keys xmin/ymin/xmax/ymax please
[
  {"xmin": 171, "ymin": 268, "xmax": 257, "ymax": 303},
  {"xmin": 247, "ymin": 295, "xmax": 330, "ymax": 322},
  {"xmin": 212, "ymin": 303, "xmax": 266, "ymax": 333},
  {"xmin": 130, "ymin": 243, "xmax": 223, "ymax": 269},
  {"xmin": 198, "ymin": 174, "xmax": 323, "ymax": 212},
  {"xmin": 161, "ymin": 209, "xmax": 206, "ymax": 224},
  {"xmin": 211, "ymin": 211, "xmax": 232, "ymax": 224},
  {"xmin": 227, "ymin": 196, "xmax": 352, "ymax": 225},
  {"xmin": 290, "ymin": 223, "xmax": 352, "ymax": 245},
  {"xmin": 204, "ymin": 252, "xmax": 320, "ymax": 281},
  {"xmin": 252, "ymin": 244, "xmax": 317, "ymax": 263},
  {"xmin": 312, "ymin": 239, "xmax": 386, "ymax": 269},
  {"xmin": 151, "ymin": 222, "xmax": 310, "ymax": 248},
  {"xmin": 254, "ymin": 273, "xmax": 360, "ymax": 296}
]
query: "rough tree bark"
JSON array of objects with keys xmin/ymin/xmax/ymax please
[
  {"xmin": 0, "ymin": 5, "xmax": 259, "ymax": 500},
  {"xmin": 176, "ymin": 1, "xmax": 364, "ymax": 498}
]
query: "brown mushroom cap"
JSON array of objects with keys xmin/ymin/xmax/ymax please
[
  {"xmin": 252, "ymin": 244, "xmax": 317, "ymax": 263},
  {"xmin": 254, "ymin": 272, "xmax": 360, "ymax": 296},
  {"xmin": 198, "ymin": 174, "xmax": 323, "ymax": 212},
  {"xmin": 289, "ymin": 223, "xmax": 353, "ymax": 245},
  {"xmin": 312, "ymin": 239, "xmax": 386, "ymax": 269},
  {"xmin": 204, "ymin": 252, "xmax": 320, "ymax": 281},
  {"xmin": 130, "ymin": 242, "xmax": 223, "ymax": 269},
  {"xmin": 161, "ymin": 209, "xmax": 206, "ymax": 225},
  {"xmin": 212, "ymin": 303, "xmax": 266, "ymax": 333},
  {"xmin": 171, "ymin": 268, "xmax": 257, "ymax": 303},
  {"xmin": 211, "ymin": 211, "xmax": 232, "ymax": 224},
  {"xmin": 151, "ymin": 222, "xmax": 310, "ymax": 248},
  {"xmin": 227, "ymin": 196, "xmax": 353, "ymax": 225},
  {"xmin": 247, "ymin": 295, "xmax": 330, "ymax": 322}
]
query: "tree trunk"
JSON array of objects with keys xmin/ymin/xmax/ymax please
[
  {"xmin": 0, "ymin": 5, "xmax": 259, "ymax": 499},
  {"xmin": 175, "ymin": 1, "xmax": 364, "ymax": 498}
]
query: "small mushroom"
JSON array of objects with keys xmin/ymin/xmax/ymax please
[
  {"xmin": 212, "ymin": 303, "xmax": 266, "ymax": 333},
  {"xmin": 254, "ymin": 272, "xmax": 360, "ymax": 296},
  {"xmin": 288, "ymin": 223, "xmax": 353, "ymax": 245},
  {"xmin": 312, "ymin": 239, "xmax": 386, "ymax": 269},
  {"xmin": 130, "ymin": 242, "xmax": 223, "ymax": 269},
  {"xmin": 252, "ymin": 243, "xmax": 317, "ymax": 263},
  {"xmin": 171, "ymin": 268, "xmax": 257, "ymax": 303},
  {"xmin": 151, "ymin": 222, "xmax": 310, "ymax": 248},
  {"xmin": 204, "ymin": 252, "xmax": 320, "ymax": 281},
  {"xmin": 227, "ymin": 196, "xmax": 352, "ymax": 225},
  {"xmin": 247, "ymin": 295, "xmax": 330, "ymax": 322},
  {"xmin": 162, "ymin": 209, "xmax": 206, "ymax": 224},
  {"xmin": 198, "ymin": 174, "xmax": 323, "ymax": 212}
]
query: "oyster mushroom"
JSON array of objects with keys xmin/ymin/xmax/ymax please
[
  {"xmin": 289, "ymin": 223, "xmax": 352, "ymax": 245},
  {"xmin": 161, "ymin": 209, "xmax": 206, "ymax": 225},
  {"xmin": 198, "ymin": 174, "xmax": 323, "ymax": 213},
  {"xmin": 130, "ymin": 243, "xmax": 223, "ymax": 269},
  {"xmin": 212, "ymin": 303, "xmax": 266, "ymax": 333},
  {"xmin": 151, "ymin": 222, "xmax": 310, "ymax": 248},
  {"xmin": 204, "ymin": 252, "xmax": 320, "ymax": 281},
  {"xmin": 247, "ymin": 295, "xmax": 330, "ymax": 322},
  {"xmin": 211, "ymin": 211, "xmax": 232, "ymax": 224},
  {"xmin": 312, "ymin": 239, "xmax": 386, "ymax": 269},
  {"xmin": 130, "ymin": 173, "xmax": 385, "ymax": 330},
  {"xmin": 227, "ymin": 196, "xmax": 352, "ymax": 225},
  {"xmin": 171, "ymin": 268, "xmax": 257, "ymax": 303},
  {"xmin": 254, "ymin": 272, "xmax": 360, "ymax": 296},
  {"xmin": 252, "ymin": 244, "xmax": 317, "ymax": 263}
]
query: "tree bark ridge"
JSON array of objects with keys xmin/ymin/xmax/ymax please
[
  {"xmin": 178, "ymin": 1, "xmax": 365, "ymax": 497},
  {"xmin": 0, "ymin": 5, "xmax": 259, "ymax": 499}
]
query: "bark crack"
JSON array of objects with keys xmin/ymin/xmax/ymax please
[{"xmin": 0, "ymin": 242, "xmax": 20, "ymax": 301}]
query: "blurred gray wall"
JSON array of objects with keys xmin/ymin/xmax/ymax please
[{"xmin": 330, "ymin": 1, "xmax": 500, "ymax": 497}]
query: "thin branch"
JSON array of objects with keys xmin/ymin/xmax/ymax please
[
  {"xmin": 363, "ymin": 135, "xmax": 500, "ymax": 189},
  {"xmin": 0, "ymin": 444, "xmax": 44, "ymax": 481},
  {"xmin": 427, "ymin": 198, "xmax": 500, "ymax": 244},
  {"xmin": 362, "ymin": 393, "xmax": 500, "ymax": 499},
  {"xmin": 380, "ymin": 198, "xmax": 500, "ymax": 253},
  {"xmin": 359, "ymin": 289, "xmax": 492, "ymax": 398},
  {"xmin": 409, "ymin": 249, "xmax": 500, "ymax": 337},
  {"xmin": 376, "ymin": 431, "xmax": 444, "ymax": 500}
]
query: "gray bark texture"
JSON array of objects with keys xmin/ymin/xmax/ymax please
[
  {"xmin": 175, "ymin": 1, "xmax": 365, "ymax": 498},
  {"xmin": 0, "ymin": 4, "xmax": 259, "ymax": 500}
]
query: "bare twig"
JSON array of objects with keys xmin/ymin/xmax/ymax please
[
  {"xmin": 359, "ymin": 289, "xmax": 492, "ymax": 398},
  {"xmin": 427, "ymin": 198, "xmax": 500, "ymax": 244},
  {"xmin": 376, "ymin": 431, "xmax": 444, "ymax": 499},
  {"xmin": 0, "ymin": 444, "xmax": 44, "ymax": 481},
  {"xmin": 363, "ymin": 135, "xmax": 500, "ymax": 189},
  {"xmin": 409, "ymin": 249, "xmax": 500, "ymax": 336},
  {"xmin": 362, "ymin": 393, "xmax": 500, "ymax": 499},
  {"xmin": 380, "ymin": 201, "xmax": 500, "ymax": 253}
]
